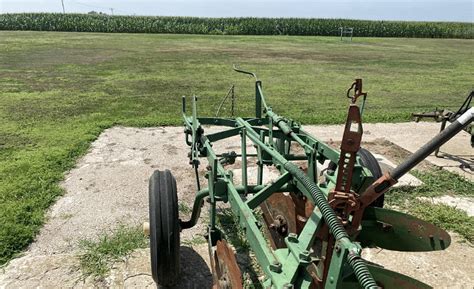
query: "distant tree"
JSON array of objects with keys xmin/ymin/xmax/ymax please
[{"xmin": 88, "ymin": 11, "xmax": 107, "ymax": 15}]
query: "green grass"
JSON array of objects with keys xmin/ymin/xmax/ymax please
[
  {"xmin": 181, "ymin": 235, "xmax": 207, "ymax": 247},
  {"xmin": 217, "ymin": 208, "xmax": 250, "ymax": 252},
  {"xmin": 178, "ymin": 202, "xmax": 192, "ymax": 215},
  {"xmin": 77, "ymin": 225, "xmax": 148, "ymax": 279},
  {"xmin": 217, "ymin": 207, "xmax": 263, "ymax": 288},
  {"xmin": 388, "ymin": 169, "xmax": 473, "ymax": 201},
  {"xmin": 409, "ymin": 201, "xmax": 473, "ymax": 242},
  {"xmin": 0, "ymin": 31, "xmax": 473, "ymax": 264},
  {"xmin": 387, "ymin": 169, "xmax": 474, "ymax": 241}
]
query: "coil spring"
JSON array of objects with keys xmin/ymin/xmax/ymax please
[
  {"xmin": 284, "ymin": 162, "xmax": 348, "ymax": 240},
  {"xmin": 283, "ymin": 162, "xmax": 378, "ymax": 289},
  {"xmin": 348, "ymin": 253, "xmax": 379, "ymax": 289}
]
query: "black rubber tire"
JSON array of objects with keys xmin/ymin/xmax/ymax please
[
  {"xmin": 149, "ymin": 170, "xmax": 180, "ymax": 287},
  {"xmin": 327, "ymin": 148, "xmax": 384, "ymax": 207},
  {"xmin": 358, "ymin": 148, "xmax": 384, "ymax": 208}
]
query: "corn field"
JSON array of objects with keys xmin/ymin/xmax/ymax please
[{"xmin": 0, "ymin": 13, "xmax": 472, "ymax": 38}]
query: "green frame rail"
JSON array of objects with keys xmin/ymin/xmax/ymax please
[
  {"xmin": 181, "ymin": 68, "xmax": 377, "ymax": 289},
  {"xmin": 179, "ymin": 66, "xmax": 473, "ymax": 289}
]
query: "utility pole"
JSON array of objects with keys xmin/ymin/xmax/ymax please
[{"xmin": 61, "ymin": 0, "xmax": 65, "ymax": 13}]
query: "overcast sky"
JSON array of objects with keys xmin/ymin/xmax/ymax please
[{"xmin": 0, "ymin": 0, "xmax": 472, "ymax": 22}]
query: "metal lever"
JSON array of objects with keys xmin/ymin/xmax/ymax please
[{"xmin": 347, "ymin": 79, "xmax": 367, "ymax": 104}]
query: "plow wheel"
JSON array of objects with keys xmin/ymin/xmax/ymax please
[
  {"xmin": 213, "ymin": 240, "xmax": 243, "ymax": 289},
  {"xmin": 358, "ymin": 147, "xmax": 384, "ymax": 207},
  {"xmin": 149, "ymin": 170, "xmax": 180, "ymax": 287},
  {"xmin": 328, "ymin": 148, "xmax": 384, "ymax": 207}
]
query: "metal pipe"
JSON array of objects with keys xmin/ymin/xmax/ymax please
[
  {"xmin": 180, "ymin": 188, "xmax": 209, "ymax": 229},
  {"xmin": 256, "ymin": 83, "xmax": 269, "ymax": 113},
  {"xmin": 391, "ymin": 107, "xmax": 473, "ymax": 180},
  {"xmin": 266, "ymin": 110, "xmax": 313, "ymax": 152},
  {"xmin": 241, "ymin": 128, "xmax": 248, "ymax": 194},
  {"xmin": 180, "ymin": 184, "xmax": 291, "ymax": 229},
  {"xmin": 182, "ymin": 96, "xmax": 186, "ymax": 114},
  {"xmin": 257, "ymin": 130, "xmax": 265, "ymax": 185}
]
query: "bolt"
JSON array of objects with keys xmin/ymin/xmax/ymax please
[
  {"xmin": 269, "ymin": 261, "xmax": 282, "ymax": 273},
  {"xmin": 287, "ymin": 233, "xmax": 298, "ymax": 243},
  {"xmin": 299, "ymin": 250, "xmax": 311, "ymax": 262}
]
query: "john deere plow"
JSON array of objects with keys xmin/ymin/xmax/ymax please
[{"xmin": 147, "ymin": 66, "xmax": 473, "ymax": 288}]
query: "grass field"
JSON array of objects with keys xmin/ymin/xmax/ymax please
[{"xmin": 0, "ymin": 31, "xmax": 473, "ymax": 264}]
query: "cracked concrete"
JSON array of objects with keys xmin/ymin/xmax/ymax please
[{"xmin": 0, "ymin": 123, "xmax": 472, "ymax": 288}]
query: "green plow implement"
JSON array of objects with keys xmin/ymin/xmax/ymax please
[{"xmin": 146, "ymin": 66, "xmax": 473, "ymax": 288}]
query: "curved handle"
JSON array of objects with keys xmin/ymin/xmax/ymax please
[{"xmin": 233, "ymin": 64, "xmax": 258, "ymax": 81}]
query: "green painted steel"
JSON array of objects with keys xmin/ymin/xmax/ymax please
[
  {"xmin": 357, "ymin": 207, "xmax": 451, "ymax": 252},
  {"xmin": 177, "ymin": 67, "xmax": 456, "ymax": 289}
]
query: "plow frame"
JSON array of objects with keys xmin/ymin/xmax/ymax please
[
  {"xmin": 180, "ymin": 69, "xmax": 380, "ymax": 289},
  {"xmin": 177, "ymin": 67, "xmax": 474, "ymax": 289}
]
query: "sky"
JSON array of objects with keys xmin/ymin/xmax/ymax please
[{"xmin": 0, "ymin": 0, "xmax": 473, "ymax": 22}]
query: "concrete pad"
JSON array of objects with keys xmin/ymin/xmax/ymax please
[
  {"xmin": 302, "ymin": 122, "xmax": 473, "ymax": 180},
  {"xmin": 1, "ymin": 124, "xmax": 472, "ymax": 288},
  {"xmin": 362, "ymin": 234, "xmax": 474, "ymax": 288}
]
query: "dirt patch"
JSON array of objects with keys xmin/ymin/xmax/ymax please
[{"xmin": 0, "ymin": 124, "xmax": 472, "ymax": 288}]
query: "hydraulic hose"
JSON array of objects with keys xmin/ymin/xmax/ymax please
[{"xmin": 284, "ymin": 162, "xmax": 378, "ymax": 289}]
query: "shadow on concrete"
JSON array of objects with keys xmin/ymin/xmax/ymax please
[
  {"xmin": 162, "ymin": 246, "xmax": 212, "ymax": 289},
  {"xmin": 437, "ymin": 152, "xmax": 473, "ymax": 172}
]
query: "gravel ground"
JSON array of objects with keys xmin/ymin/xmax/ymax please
[{"xmin": 0, "ymin": 123, "xmax": 472, "ymax": 288}]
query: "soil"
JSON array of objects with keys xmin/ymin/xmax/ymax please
[{"xmin": 0, "ymin": 123, "xmax": 472, "ymax": 288}]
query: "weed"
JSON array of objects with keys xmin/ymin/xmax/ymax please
[
  {"xmin": 179, "ymin": 202, "xmax": 192, "ymax": 215},
  {"xmin": 412, "ymin": 201, "xmax": 473, "ymax": 242},
  {"xmin": 182, "ymin": 235, "xmax": 207, "ymax": 247},
  {"xmin": 217, "ymin": 207, "xmax": 250, "ymax": 252},
  {"xmin": 217, "ymin": 207, "xmax": 265, "ymax": 288},
  {"xmin": 77, "ymin": 225, "xmax": 148, "ymax": 279},
  {"xmin": 386, "ymin": 169, "xmax": 473, "ymax": 206},
  {"xmin": 386, "ymin": 169, "xmax": 474, "ymax": 241}
]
